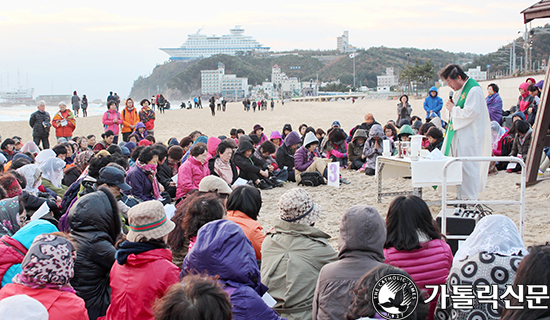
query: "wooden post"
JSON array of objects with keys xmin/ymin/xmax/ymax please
[{"xmin": 525, "ymin": 56, "xmax": 550, "ymax": 184}]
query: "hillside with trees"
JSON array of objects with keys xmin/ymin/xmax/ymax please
[{"xmin": 130, "ymin": 47, "xmax": 478, "ymax": 99}]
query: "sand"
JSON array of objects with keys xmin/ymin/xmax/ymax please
[{"xmin": 1, "ymin": 77, "xmax": 549, "ymax": 248}]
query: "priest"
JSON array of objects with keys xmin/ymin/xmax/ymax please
[{"xmin": 440, "ymin": 64, "xmax": 491, "ymax": 200}]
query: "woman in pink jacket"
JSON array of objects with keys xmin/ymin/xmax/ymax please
[
  {"xmin": 176, "ymin": 143, "xmax": 210, "ymax": 200},
  {"xmin": 102, "ymin": 101, "xmax": 123, "ymax": 144},
  {"xmin": 383, "ymin": 195, "xmax": 453, "ymax": 320}
]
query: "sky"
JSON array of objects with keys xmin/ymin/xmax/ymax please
[{"xmin": 0, "ymin": 0, "xmax": 545, "ymax": 100}]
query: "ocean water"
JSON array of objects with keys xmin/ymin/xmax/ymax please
[{"xmin": 0, "ymin": 103, "xmax": 107, "ymax": 122}]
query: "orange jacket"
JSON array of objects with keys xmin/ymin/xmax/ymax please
[
  {"xmin": 52, "ymin": 109, "xmax": 76, "ymax": 137},
  {"xmin": 121, "ymin": 107, "xmax": 140, "ymax": 134},
  {"xmin": 226, "ymin": 210, "xmax": 265, "ymax": 260}
]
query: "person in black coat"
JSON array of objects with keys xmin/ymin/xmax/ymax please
[
  {"xmin": 154, "ymin": 144, "xmax": 179, "ymax": 199},
  {"xmin": 29, "ymin": 101, "xmax": 51, "ymax": 150},
  {"xmin": 233, "ymin": 139, "xmax": 272, "ymax": 190},
  {"xmin": 275, "ymin": 131, "xmax": 301, "ymax": 182},
  {"xmin": 68, "ymin": 187, "xmax": 122, "ymax": 320}
]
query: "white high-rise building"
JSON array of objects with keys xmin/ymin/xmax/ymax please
[
  {"xmin": 201, "ymin": 62, "xmax": 248, "ymax": 99},
  {"xmin": 466, "ymin": 66, "xmax": 487, "ymax": 81},
  {"xmin": 337, "ymin": 31, "xmax": 356, "ymax": 53},
  {"xmin": 271, "ymin": 65, "xmax": 301, "ymax": 94}
]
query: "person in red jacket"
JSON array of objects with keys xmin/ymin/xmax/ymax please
[
  {"xmin": 0, "ymin": 220, "xmax": 58, "ymax": 288},
  {"xmin": 383, "ymin": 195, "xmax": 452, "ymax": 320},
  {"xmin": 52, "ymin": 101, "xmax": 76, "ymax": 143},
  {"xmin": 102, "ymin": 200, "xmax": 178, "ymax": 320},
  {"xmin": 0, "ymin": 232, "xmax": 89, "ymax": 320}
]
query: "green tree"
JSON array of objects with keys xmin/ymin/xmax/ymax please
[{"xmin": 399, "ymin": 59, "xmax": 437, "ymax": 93}]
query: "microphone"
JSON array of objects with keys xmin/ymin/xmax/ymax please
[{"xmin": 449, "ymin": 91, "xmax": 454, "ymax": 103}]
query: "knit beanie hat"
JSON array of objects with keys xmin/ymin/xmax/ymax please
[
  {"xmin": 278, "ymin": 188, "xmax": 322, "ymax": 225},
  {"xmin": 127, "ymin": 200, "xmax": 175, "ymax": 242}
]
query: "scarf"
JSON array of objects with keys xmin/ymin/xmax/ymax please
[
  {"xmin": 135, "ymin": 160, "xmax": 162, "ymax": 200},
  {"xmin": 73, "ymin": 150, "xmax": 94, "ymax": 173},
  {"xmin": 115, "ymin": 240, "xmax": 164, "ymax": 265},
  {"xmin": 214, "ymin": 157, "xmax": 233, "ymax": 184},
  {"xmin": 12, "ymin": 233, "xmax": 77, "ymax": 293},
  {"xmin": 443, "ymin": 78, "xmax": 480, "ymax": 156}
]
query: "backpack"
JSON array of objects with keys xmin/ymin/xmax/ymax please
[{"xmin": 298, "ymin": 172, "xmax": 326, "ymax": 187}]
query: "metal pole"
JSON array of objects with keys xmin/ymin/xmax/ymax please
[
  {"xmin": 513, "ymin": 40, "xmax": 516, "ymax": 74},
  {"xmin": 353, "ymin": 56, "xmax": 356, "ymax": 88}
]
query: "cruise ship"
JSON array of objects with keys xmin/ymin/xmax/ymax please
[{"xmin": 160, "ymin": 26, "xmax": 270, "ymax": 60}]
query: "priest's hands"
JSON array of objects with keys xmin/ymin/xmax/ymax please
[{"xmin": 445, "ymin": 100, "xmax": 455, "ymax": 112}]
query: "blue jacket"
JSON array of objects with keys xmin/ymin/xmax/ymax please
[
  {"xmin": 2, "ymin": 220, "xmax": 58, "ymax": 287},
  {"xmin": 182, "ymin": 220, "xmax": 285, "ymax": 320},
  {"xmin": 424, "ymin": 86, "xmax": 443, "ymax": 119}
]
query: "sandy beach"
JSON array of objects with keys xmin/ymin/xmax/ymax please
[{"xmin": 1, "ymin": 76, "xmax": 548, "ymax": 248}]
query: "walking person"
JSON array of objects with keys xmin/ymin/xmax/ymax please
[
  {"xmin": 151, "ymin": 95, "xmax": 156, "ymax": 111},
  {"xmin": 222, "ymin": 96, "xmax": 226, "ymax": 112},
  {"xmin": 52, "ymin": 101, "xmax": 76, "ymax": 143},
  {"xmin": 29, "ymin": 100, "xmax": 51, "ymax": 150},
  {"xmin": 72, "ymin": 91, "xmax": 81, "ymax": 118},
  {"xmin": 209, "ymin": 96, "xmax": 216, "ymax": 116},
  {"xmin": 157, "ymin": 94, "xmax": 166, "ymax": 114},
  {"xmin": 81, "ymin": 94, "xmax": 88, "ymax": 117}
]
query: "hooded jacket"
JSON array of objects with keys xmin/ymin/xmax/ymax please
[
  {"xmin": 0, "ymin": 220, "xmax": 58, "ymax": 288},
  {"xmin": 69, "ymin": 188, "xmax": 121, "ymax": 320},
  {"xmin": 276, "ymin": 131, "xmax": 301, "ymax": 171},
  {"xmin": 518, "ymin": 82, "xmax": 534, "ymax": 113},
  {"xmin": 183, "ymin": 220, "xmax": 284, "ymax": 320},
  {"xmin": 29, "ymin": 109, "xmax": 51, "ymax": 137},
  {"xmin": 233, "ymin": 140, "xmax": 266, "ymax": 180},
  {"xmin": 313, "ymin": 206, "xmax": 386, "ymax": 320},
  {"xmin": 121, "ymin": 106, "xmax": 139, "ymax": 134},
  {"xmin": 281, "ymin": 124, "xmax": 293, "ymax": 140},
  {"xmin": 176, "ymin": 156, "xmax": 210, "ymax": 199},
  {"xmin": 261, "ymin": 219, "xmax": 337, "ymax": 320},
  {"xmin": 423, "ymin": 87, "xmax": 443, "ymax": 119},
  {"xmin": 362, "ymin": 125, "xmax": 391, "ymax": 170},
  {"xmin": 347, "ymin": 129, "xmax": 368, "ymax": 164},
  {"xmin": 206, "ymin": 137, "xmax": 222, "ymax": 161},
  {"xmin": 103, "ymin": 248, "xmax": 179, "ymax": 320}
]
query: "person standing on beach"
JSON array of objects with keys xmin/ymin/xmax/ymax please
[
  {"xmin": 52, "ymin": 101, "xmax": 76, "ymax": 143},
  {"xmin": 441, "ymin": 64, "xmax": 491, "ymax": 200},
  {"xmin": 209, "ymin": 96, "xmax": 216, "ymax": 116},
  {"xmin": 71, "ymin": 91, "xmax": 81, "ymax": 118},
  {"xmin": 102, "ymin": 100, "xmax": 123, "ymax": 144},
  {"xmin": 107, "ymin": 91, "xmax": 115, "ymax": 103},
  {"xmin": 114, "ymin": 93, "xmax": 121, "ymax": 111},
  {"xmin": 121, "ymin": 98, "xmax": 140, "ymax": 142},
  {"xmin": 139, "ymin": 99, "xmax": 156, "ymax": 136},
  {"xmin": 81, "ymin": 94, "xmax": 88, "ymax": 117},
  {"xmin": 29, "ymin": 100, "xmax": 51, "ymax": 150}
]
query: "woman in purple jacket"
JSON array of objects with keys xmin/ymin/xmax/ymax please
[
  {"xmin": 126, "ymin": 146, "xmax": 170, "ymax": 204},
  {"xmin": 182, "ymin": 219, "xmax": 286, "ymax": 320},
  {"xmin": 486, "ymin": 83, "xmax": 503, "ymax": 124},
  {"xmin": 294, "ymin": 132, "xmax": 327, "ymax": 184}
]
